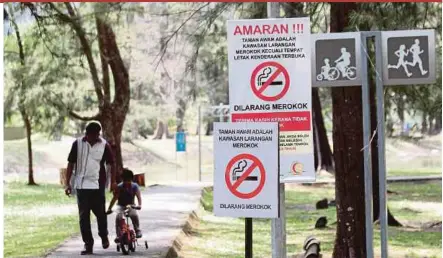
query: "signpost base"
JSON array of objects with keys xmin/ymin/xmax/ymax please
[{"xmin": 245, "ymin": 218, "xmax": 253, "ymax": 258}]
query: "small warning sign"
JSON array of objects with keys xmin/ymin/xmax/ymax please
[
  {"xmin": 251, "ymin": 61, "xmax": 290, "ymax": 101},
  {"xmin": 214, "ymin": 122, "xmax": 279, "ymax": 218}
]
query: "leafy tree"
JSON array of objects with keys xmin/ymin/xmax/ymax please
[
  {"xmin": 24, "ymin": 2, "xmax": 132, "ymax": 181},
  {"xmin": 4, "ymin": 4, "xmax": 37, "ymax": 185}
]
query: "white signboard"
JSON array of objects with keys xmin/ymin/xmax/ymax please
[
  {"xmin": 227, "ymin": 18, "xmax": 315, "ymax": 183},
  {"xmin": 213, "ymin": 122, "xmax": 279, "ymax": 218}
]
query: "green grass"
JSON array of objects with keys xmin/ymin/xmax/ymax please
[
  {"xmin": 4, "ymin": 182, "xmax": 79, "ymax": 258},
  {"xmin": 4, "ymin": 182, "xmax": 76, "ymax": 207},
  {"xmin": 389, "ymin": 181, "xmax": 442, "ymax": 203},
  {"xmin": 3, "ymin": 182, "xmax": 116, "ymax": 258},
  {"xmin": 4, "ymin": 215, "xmax": 79, "ymax": 258},
  {"xmin": 181, "ymin": 181, "xmax": 442, "ymax": 258}
]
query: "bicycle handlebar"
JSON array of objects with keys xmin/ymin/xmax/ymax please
[
  {"xmin": 127, "ymin": 205, "xmax": 141, "ymax": 210},
  {"xmin": 106, "ymin": 205, "xmax": 141, "ymax": 215}
]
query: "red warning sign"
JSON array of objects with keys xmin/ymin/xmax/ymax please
[
  {"xmin": 225, "ymin": 153, "xmax": 266, "ymax": 199},
  {"xmin": 250, "ymin": 61, "xmax": 290, "ymax": 101}
]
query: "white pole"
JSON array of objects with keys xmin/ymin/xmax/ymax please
[{"xmin": 267, "ymin": 3, "xmax": 286, "ymax": 258}]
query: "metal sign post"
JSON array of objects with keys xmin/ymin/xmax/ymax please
[
  {"xmin": 377, "ymin": 29, "xmax": 436, "ymax": 258},
  {"xmin": 245, "ymin": 218, "xmax": 253, "ymax": 258},
  {"xmin": 312, "ymin": 29, "xmax": 436, "ymax": 258},
  {"xmin": 360, "ymin": 32, "xmax": 375, "ymax": 258},
  {"xmin": 266, "ymin": 3, "xmax": 287, "ymax": 258},
  {"xmin": 312, "ymin": 31, "xmax": 374, "ymax": 257}
]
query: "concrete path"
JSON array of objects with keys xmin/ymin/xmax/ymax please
[{"xmin": 46, "ymin": 184, "xmax": 205, "ymax": 258}]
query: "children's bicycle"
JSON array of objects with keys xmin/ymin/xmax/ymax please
[{"xmin": 107, "ymin": 205, "xmax": 148, "ymax": 255}]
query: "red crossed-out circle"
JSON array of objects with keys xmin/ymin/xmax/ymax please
[
  {"xmin": 225, "ymin": 153, "xmax": 266, "ymax": 199},
  {"xmin": 250, "ymin": 61, "xmax": 290, "ymax": 102}
]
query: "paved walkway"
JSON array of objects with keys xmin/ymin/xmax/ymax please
[{"xmin": 46, "ymin": 184, "xmax": 204, "ymax": 257}]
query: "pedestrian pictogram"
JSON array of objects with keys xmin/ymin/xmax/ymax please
[
  {"xmin": 250, "ymin": 61, "xmax": 290, "ymax": 101},
  {"xmin": 382, "ymin": 30, "xmax": 435, "ymax": 85},
  {"xmin": 225, "ymin": 153, "xmax": 266, "ymax": 199},
  {"xmin": 387, "ymin": 38, "xmax": 428, "ymax": 77}
]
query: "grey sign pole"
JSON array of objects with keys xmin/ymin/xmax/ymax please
[
  {"xmin": 360, "ymin": 32, "xmax": 374, "ymax": 258},
  {"xmin": 374, "ymin": 32, "xmax": 389, "ymax": 258},
  {"xmin": 266, "ymin": 3, "xmax": 287, "ymax": 258},
  {"xmin": 312, "ymin": 31, "xmax": 374, "ymax": 257}
]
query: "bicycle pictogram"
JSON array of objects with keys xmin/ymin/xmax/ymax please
[{"xmin": 316, "ymin": 47, "xmax": 357, "ymax": 81}]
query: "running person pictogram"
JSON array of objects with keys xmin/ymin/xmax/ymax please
[
  {"xmin": 407, "ymin": 39, "xmax": 428, "ymax": 75},
  {"xmin": 250, "ymin": 62, "xmax": 290, "ymax": 101},
  {"xmin": 387, "ymin": 38, "xmax": 429, "ymax": 77},
  {"xmin": 225, "ymin": 153, "xmax": 266, "ymax": 199},
  {"xmin": 388, "ymin": 44, "xmax": 412, "ymax": 77}
]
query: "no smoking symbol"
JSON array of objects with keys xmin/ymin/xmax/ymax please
[
  {"xmin": 225, "ymin": 153, "xmax": 266, "ymax": 199},
  {"xmin": 250, "ymin": 61, "xmax": 290, "ymax": 101}
]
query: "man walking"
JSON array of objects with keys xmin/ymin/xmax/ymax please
[{"xmin": 64, "ymin": 122, "xmax": 117, "ymax": 255}]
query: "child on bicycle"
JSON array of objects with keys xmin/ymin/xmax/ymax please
[
  {"xmin": 106, "ymin": 168, "xmax": 143, "ymax": 242},
  {"xmin": 320, "ymin": 58, "xmax": 331, "ymax": 79}
]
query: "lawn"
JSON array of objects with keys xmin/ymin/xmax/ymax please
[
  {"xmin": 3, "ymin": 182, "xmax": 115, "ymax": 258},
  {"xmin": 180, "ymin": 181, "xmax": 442, "ymax": 258}
]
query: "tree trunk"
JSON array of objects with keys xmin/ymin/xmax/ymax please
[
  {"xmin": 96, "ymin": 17, "xmax": 130, "ymax": 183},
  {"xmin": 397, "ymin": 96, "xmax": 405, "ymax": 135},
  {"xmin": 176, "ymin": 97, "xmax": 187, "ymax": 132},
  {"xmin": 20, "ymin": 108, "xmax": 37, "ymax": 186},
  {"xmin": 313, "ymin": 88, "xmax": 334, "ymax": 172},
  {"xmin": 330, "ymin": 3, "xmax": 367, "ymax": 258},
  {"xmin": 313, "ymin": 117, "xmax": 319, "ymax": 171},
  {"xmin": 9, "ymin": 5, "xmax": 36, "ymax": 186},
  {"xmin": 421, "ymin": 112, "xmax": 428, "ymax": 135},
  {"xmin": 153, "ymin": 121, "xmax": 165, "ymax": 139},
  {"xmin": 38, "ymin": 4, "xmax": 130, "ymax": 184},
  {"xmin": 386, "ymin": 119, "xmax": 394, "ymax": 137},
  {"xmin": 434, "ymin": 114, "xmax": 442, "ymax": 134},
  {"xmin": 205, "ymin": 120, "xmax": 213, "ymax": 136},
  {"xmin": 100, "ymin": 105, "xmax": 126, "ymax": 183}
]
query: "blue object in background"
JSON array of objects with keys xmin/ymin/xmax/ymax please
[{"xmin": 176, "ymin": 131, "xmax": 186, "ymax": 152}]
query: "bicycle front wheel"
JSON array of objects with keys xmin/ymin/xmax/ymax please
[
  {"xmin": 120, "ymin": 233, "xmax": 131, "ymax": 255},
  {"xmin": 345, "ymin": 67, "xmax": 357, "ymax": 80}
]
